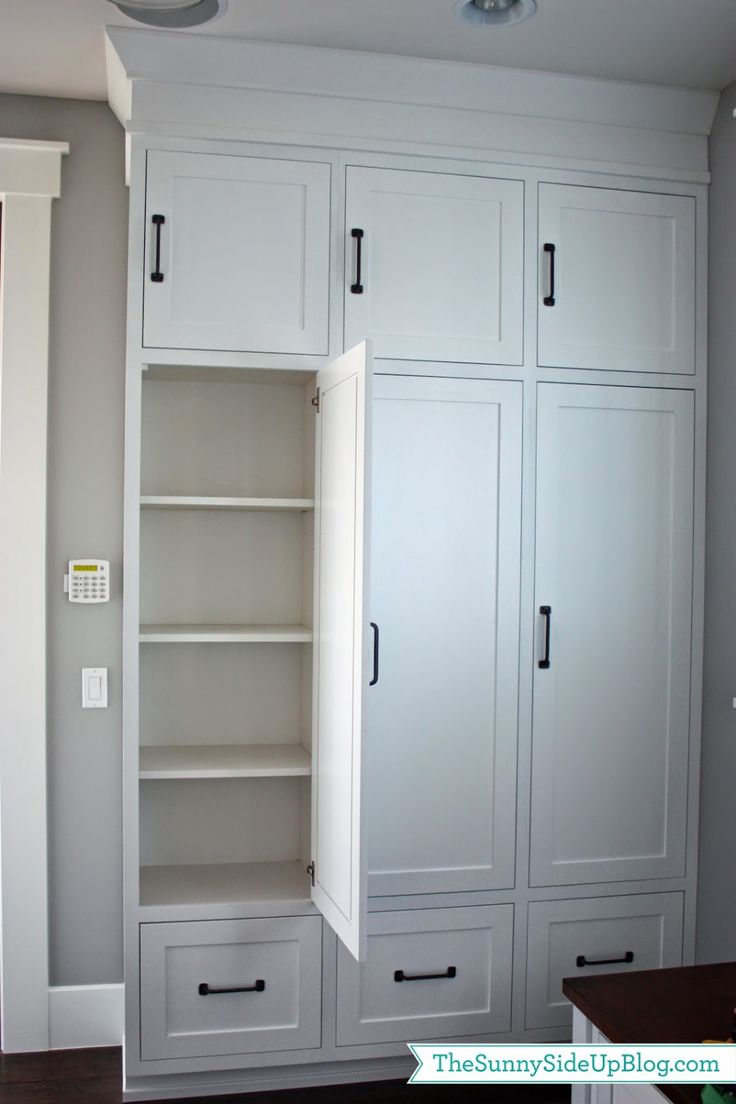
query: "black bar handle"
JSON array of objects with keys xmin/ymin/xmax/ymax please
[
  {"xmin": 395, "ymin": 966, "xmax": 457, "ymax": 983},
  {"xmin": 543, "ymin": 242, "xmax": 556, "ymax": 306},
  {"xmin": 351, "ymin": 228, "xmax": 364, "ymax": 294},
  {"xmin": 538, "ymin": 605, "xmax": 551, "ymax": 669},
  {"xmin": 151, "ymin": 214, "xmax": 165, "ymax": 283},
  {"xmin": 576, "ymin": 952, "xmax": 634, "ymax": 969},
  {"xmin": 369, "ymin": 622, "xmax": 379, "ymax": 686},
  {"xmin": 198, "ymin": 980, "xmax": 265, "ymax": 996}
]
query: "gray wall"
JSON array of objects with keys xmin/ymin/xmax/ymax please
[
  {"xmin": 697, "ymin": 82, "xmax": 736, "ymax": 964},
  {"xmin": 0, "ymin": 96, "xmax": 127, "ymax": 985}
]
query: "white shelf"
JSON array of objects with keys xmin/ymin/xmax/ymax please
[
  {"xmin": 141, "ymin": 495, "xmax": 314, "ymax": 512},
  {"xmin": 139, "ymin": 624, "xmax": 313, "ymax": 644},
  {"xmin": 139, "ymin": 860, "xmax": 310, "ymax": 908},
  {"xmin": 140, "ymin": 743, "xmax": 311, "ymax": 779}
]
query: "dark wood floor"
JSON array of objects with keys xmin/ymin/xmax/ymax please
[{"xmin": 0, "ymin": 1047, "xmax": 572, "ymax": 1104}]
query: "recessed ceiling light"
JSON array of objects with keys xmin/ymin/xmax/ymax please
[
  {"xmin": 454, "ymin": 0, "xmax": 538, "ymax": 27},
  {"xmin": 106, "ymin": 0, "xmax": 223, "ymax": 28}
]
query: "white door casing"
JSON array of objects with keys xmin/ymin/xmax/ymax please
[{"xmin": 0, "ymin": 138, "xmax": 67, "ymax": 1052}]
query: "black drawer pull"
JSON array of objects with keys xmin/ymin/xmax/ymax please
[
  {"xmin": 538, "ymin": 605, "xmax": 551, "ymax": 669},
  {"xmin": 151, "ymin": 214, "xmax": 165, "ymax": 283},
  {"xmin": 351, "ymin": 228, "xmax": 364, "ymax": 294},
  {"xmin": 543, "ymin": 242, "xmax": 556, "ymax": 306},
  {"xmin": 576, "ymin": 952, "xmax": 634, "ymax": 969},
  {"xmin": 394, "ymin": 966, "xmax": 457, "ymax": 983},
  {"xmin": 198, "ymin": 980, "xmax": 265, "ymax": 995}
]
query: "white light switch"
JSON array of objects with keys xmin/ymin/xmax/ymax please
[{"xmin": 82, "ymin": 667, "xmax": 108, "ymax": 709}]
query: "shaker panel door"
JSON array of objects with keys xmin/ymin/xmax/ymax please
[
  {"xmin": 312, "ymin": 342, "xmax": 373, "ymax": 961},
  {"xmin": 144, "ymin": 150, "xmax": 330, "ymax": 355},
  {"xmin": 345, "ymin": 167, "xmax": 523, "ymax": 364},
  {"xmin": 538, "ymin": 184, "xmax": 695, "ymax": 374},
  {"xmin": 530, "ymin": 383, "xmax": 693, "ymax": 886},
  {"xmin": 367, "ymin": 376, "xmax": 522, "ymax": 895}
]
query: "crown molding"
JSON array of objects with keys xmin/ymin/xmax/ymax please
[{"xmin": 105, "ymin": 26, "xmax": 717, "ymax": 176}]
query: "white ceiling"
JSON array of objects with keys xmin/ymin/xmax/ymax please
[{"xmin": 1, "ymin": 0, "xmax": 736, "ymax": 103}]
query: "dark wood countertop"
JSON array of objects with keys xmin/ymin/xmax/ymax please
[{"xmin": 563, "ymin": 962, "xmax": 736, "ymax": 1104}]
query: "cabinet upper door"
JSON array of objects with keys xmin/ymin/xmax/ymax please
[
  {"xmin": 311, "ymin": 342, "xmax": 372, "ymax": 962},
  {"xmin": 537, "ymin": 184, "xmax": 696, "ymax": 374},
  {"xmin": 367, "ymin": 376, "xmax": 522, "ymax": 895},
  {"xmin": 530, "ymin": 383, "xmax": 694, "ymax": 887},
  {"xmin": 143, "ymin": 151, "xmax": 331, "ymax": 355},
  {"xmin": 344, "ymin": 167, "xmax": 524, "ymax": 365}
]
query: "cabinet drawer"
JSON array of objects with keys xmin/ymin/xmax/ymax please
[
  {"xmin": 526, "ymin": 895, "xmax": 684, "ymax": 1030},
  {"xmin": 140, "ymin": 916, "xmax": 322, "ymax": 1060},
  {"xmin": 336, "ymin": 906, "xmax": 513, "ymax": 1046}
]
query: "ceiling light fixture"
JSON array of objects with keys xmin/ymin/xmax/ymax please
[
  {"xmin": 106, "ymin": 0, "xmax": 223, "ymax": 29},
  {"xmin": 454, "ymin": 0, "xmax": 538, "ymax": 27}
]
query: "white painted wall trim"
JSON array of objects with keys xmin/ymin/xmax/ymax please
[
  {"xmin": 105, "ymin": 26, "xmax": 717, "ymax": 135},
  {"xmin": 0, "ymin": 140, "xmax": 66, "ymax": 198},
  {"xmin": 49, "ymin": 985, "xmax": 124, "ymax": 1050},
  {"xmin": 104, "ymin": 28, "xmax": 716, "ymax": 179},
  {"xmin": 124, "ymin": 1057, "xmax": 416, "ymax": 1102},
  {"xmin": 0, "ymin": 137, "xmax": 68, "ymax": 1053}
]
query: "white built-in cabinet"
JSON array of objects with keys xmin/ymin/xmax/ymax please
[{"xmin": 123, "ymin": 140, "xmax": 704, "ymax": 1098}]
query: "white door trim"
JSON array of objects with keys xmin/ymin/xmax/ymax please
[{"xmin": 0, "ymin": 137, "xmax": 67, "ymax": 1052}]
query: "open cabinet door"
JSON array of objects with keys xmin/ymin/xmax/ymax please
[{"xmin": 311, "ymin": 341, "xmax": 373, "ymax": 962}]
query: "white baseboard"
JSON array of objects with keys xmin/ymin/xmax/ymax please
[
  {"xmin": 48, "ymin": 984, "xmax": 124, "ymax": 1049},
  {"xmin": 123, "ymin": 1057, "xmax": 415, "ymax": 1100}
]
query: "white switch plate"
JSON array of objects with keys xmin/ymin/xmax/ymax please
[{"xmin": 82, "ymin": 667, "xmax": 108, "ymax": 709}]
